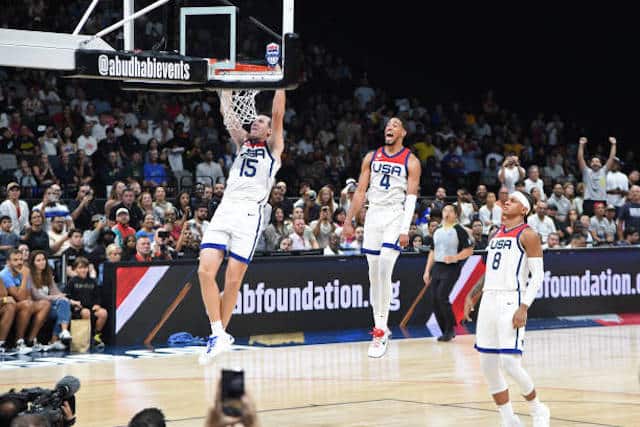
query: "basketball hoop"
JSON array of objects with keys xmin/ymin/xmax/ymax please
[{"xmin": 217, "ymin": 88, "xmax": 260, "ymax": 132}]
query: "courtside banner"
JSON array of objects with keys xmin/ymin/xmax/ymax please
[{"xmin": 105, "ymin": 247, "xmax": 640, "ymax": 346}]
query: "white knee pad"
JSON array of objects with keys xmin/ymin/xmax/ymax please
[
  {"xmin": 500, "ymin": 354, "xmax": 534, "ymax": 396},
  {"xmin": 480, "ymin": 353, "xmax": 508, "ymax": 394}
]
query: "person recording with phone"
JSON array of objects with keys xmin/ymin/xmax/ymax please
[
  {"xmin": 206, "ymin": 370, "xmax": 259, "ymax": 427},
  {"xmin": 498, "ymin": 155, "xmax": 525, "ymax": 194},
  {"xmin": 151, "ymin": 229, "xmax": 175, "ymax": 261},
  {"xmin": 69, "ymin": 185, "xmax": 98, "ymax": 232}
]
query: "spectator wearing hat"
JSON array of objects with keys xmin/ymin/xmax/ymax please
[
  {"xmin": 606, "ymin": 156, "xmax": 628, "ymax": 214},
  {"xmin": 112, "ymin": 208, "xmax": 136, "ymax": 248},
  {"xmin": 589, "ymin": 202, "xmax": 615, "ymax": 246},
  {"xmin": 109, "ymin": 188, "xmax": 144, "ymax": 230},
  {"xmin": 339, "ymin": 179, "xmax": 357, "ymax": 213},
  {"xmin": 604, "ymin": 204, "xmax": 618, "ymax": 240},
  {"xmin": 0, "ymin": 182, "xmax": 29, "ymax": 236},
  {"xmin": 0, "ymin": 215, "xmax": 19, "ymax": 265}
]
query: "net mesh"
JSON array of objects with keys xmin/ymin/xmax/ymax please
[{"xmin": 217, "ymin": 89, "xmax": 260, "ymax": 131}]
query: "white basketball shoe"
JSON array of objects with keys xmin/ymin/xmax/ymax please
[
  {"xmin": 367, "ymin": 327, "xmax": 389, "ymax": 358},
  {"xmin": 198, "ymin": 331, "xmax": 234, "ymax": 365},
  {"xmin": 532, "ymin": 403, "xmax": 551, "ymax": 427}
]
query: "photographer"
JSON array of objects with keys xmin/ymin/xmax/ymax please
[
  {"xmin": 0, "ymin": 376, "xmax": 78, "ymax": 427},
  {"xmin": 68, "ymin": 185, "xmax": 98, "ymax": 232},
  {"xmin": 205, "ymin": 378, "xmax": 259, "ymax": 427},
  {"xmin": 310, "ymin": 205, "xmax": 335, "ymax": 249},
  {"xmin": 498, "ymin": 155, "xmax": 525, "ymax": 194},
  {"xmin": 33, "ymin": 185, "xmax": 74, "ymax": 232}
]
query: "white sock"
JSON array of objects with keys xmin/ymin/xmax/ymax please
[
  {"xmin": 527, "ymin": 396, "xmax": 543, "ymax": 412},
  {"xmin": 374, "ymin": 315, "xmax": 386, "ymax": 331},
  {"xmin": 210, "ymin": 321, "xmax": 224, "ymax": 335},
  {"xmin": 497, "ymin": 401, "xmax": 515, "ymax": 420}
]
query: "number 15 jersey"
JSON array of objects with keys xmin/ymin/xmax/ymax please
[
  {"xmin": 226, "ymin": 140, "xmax": 280, "ymax": 204},
  {"xmin": 484, "ymin": 223, "xmax": 531, "ymax": 293},
  {"xmin": 367, "ymin": 147, "xmax": 410, "ymax": 208}
]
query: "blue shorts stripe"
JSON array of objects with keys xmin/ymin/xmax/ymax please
[
  {"xmin": 382, "ymin": 242, "xmax": 401, "ymax": 251},
  {"xmin": 229, "ymin": 251, "xmax": 251, "ymax": 264},
  {"xmin": 200, "ymin": 243, "xmax": 227, "ymax": 251},
  {"xmin": 361, "ymin": 248, "xmax": 381, "ymax": 255},
  {"xmin": 474, "ymin": 344, "xmax": 522, "ymax": 355}
]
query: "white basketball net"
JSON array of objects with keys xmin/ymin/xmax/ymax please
[{"xmin": 217, "ymin": 89, "xmax": 260, "ymax": 132}]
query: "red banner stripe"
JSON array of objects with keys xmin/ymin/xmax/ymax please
[
  {"xmin": 116, "ymin": 266, "xmax": 150, "ymax": 309},
  {"xmin": 452, "ymin": 260, "xmax": 486, "ymax": 323}
]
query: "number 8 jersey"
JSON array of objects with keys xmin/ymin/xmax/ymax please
[
  {"xmin": 367, "ymin": 147, "xmax": 410, "ymax": 207},
  {"xmin": 484, "ymin": 223, "xmax": 531, "ymax": 292},
  {"xmin": 226, "ymin": 140, "xmax": 280, "ymax": 204}
]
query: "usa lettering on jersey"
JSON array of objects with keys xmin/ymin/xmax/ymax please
[{"xmin": 367, "ymin": 147, "xmax": 410, "ymax": 207}]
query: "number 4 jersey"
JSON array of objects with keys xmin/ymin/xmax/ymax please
[
  {"xmin": 226, "ymin": 140, "xmax": 280, "ymax": 204},
  {"xmin": 367, "ymin": 147, "xmax": 410, "ymax": 208},
  {"xmin": 484, "ymin": 223, "xmax": 531, "ymax": 292}
]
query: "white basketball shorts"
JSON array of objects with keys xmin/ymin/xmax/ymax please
[
  {"xmin": 474, "ymin": 290, "xmax": 525, "ymax": 354},
  {"xmin": 200, "ymin": 199, "xmax": 265, "ymax": 264},
  {"xmin": 362, "ymin": 205, "xmax": 403, "ymax": 255}
]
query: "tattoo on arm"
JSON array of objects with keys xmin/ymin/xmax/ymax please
[{"xmin": 469, "ymin": 278, "xmax": 485, "ymax": 303}]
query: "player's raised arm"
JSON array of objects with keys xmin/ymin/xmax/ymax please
[
  {"xmin": 343, "ymin": 151, "xmax": 373, "ymax": 239},
  {"xmin": 398, "ymin": 154, "xmax": 421, "ymax": 247},
  {"xmin": 269, "ymin": 89, "xmax": 286, "ymax": 158},
  {"xmin": 219, "ymin": 89, "xmax": 248, "ymax": 147}
]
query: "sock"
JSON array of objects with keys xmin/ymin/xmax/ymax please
[
  {"xmin": 210, "ymin": 321, "xmax": 224, "ymax": 335},
  {"xmin": 497, "ymin": 401, "xmax": 515, "ymax": 420},
  {"xmin": 527, "ymin": 396, "xmax": 543, "ymax": 412},
  {"xmin": 377, "ymin": 248, "xmax": 400, "ymax": 331},
  {"xmin": 365, "ymin": 254, "xmax": 381, "ymax": 329}
]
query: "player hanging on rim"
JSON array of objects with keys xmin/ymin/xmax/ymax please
[
  {"xmin": 463, "ymin": 191, "xmax": 551, "ymax": 426},
  {"xmin": 343, "ymin": 117, "xmax": 421, "ymax": 358},
  {"xmin": 198, "ymin": 90, "xmax": 285, "ymax": 363}
]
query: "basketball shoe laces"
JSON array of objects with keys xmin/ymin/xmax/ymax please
[
  {"xmin": 369, "ymin": 328, "xmax": 386, "ymax": 347},
  {"xmin": 205, "ymin": 335, "xmax": 218, "ymax": 354}
]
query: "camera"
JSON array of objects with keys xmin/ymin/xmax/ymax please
[
  {"xmin": 221, "ymin": 369, "xmax": 244, "ymax": 417},
  {"xmin": 0, "ymin": 376, "xmax": 80, "ymax": 427},
  {"xmin": 158, "ymin": 230, "xmax": 170, "ymax": 239}
]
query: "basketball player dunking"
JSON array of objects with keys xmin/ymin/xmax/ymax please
[
  {"xmin": 343, "ymin": 117, "xmax": 421, "ymax": 358},
  {"xmin": 198, "ymin": 90, "xmax": 285, "ymax": 363},
  {"xmin": 464, "ymin": 191, "xmax": 551, "ymax": 426}
]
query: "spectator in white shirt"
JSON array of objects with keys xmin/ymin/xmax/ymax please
[
  {"xmin": 547, "ymin": 183, "xmax": 571, "ymax": 223},
  {"xmin": 91, "ymin": 114, "xmax": 110, "ymax": 142},
  {"xmin": 542, "ymin": 232, "xmax": 562, "ymax": 249},
  {"xmin": 289, "ymin": 218, "xmax": 319, "ymax": 250},
  {"xmin": 77, "ymin": 123, "xmax": 98, "ymax": 157},
  {"xmin": 196, "ymin": 150, "xmax": 225, "ymax": 186},
  {"xmin": 498, "ymin": 155, "xmax": 525, "ymax": 193},
  {"xmin": 0, "ymin": 182, "xmax": 30, "ymax": 236},
  {"xmin": 527, "ymin": 201, "xmax": 556, "ymax": 243},
  {"xmin": 589, "ymin": 202, "xmax": 616, "ymax": 245},
  {"xmin": 134, "ymin": 119, "xmax": 154, "ymax": 145},
  {"xmin": 39, "ymin": 126, "xmax": 59, "ymax": 156},
  {"xmin": 606, "ymin": 157, "xmax": 629, "ymax": 210},
  {"xmin": 153, "ymin": 120, "xmax": 174, "ymax": 145},
  {"xmin": 524, "ymin": 165, "xmax": 546, "ymax": 200},
  {"xmin": 478, "ymin": 192, "xmax": 502, "ymax": 235},
  {"xmin": 353, "ymin": 76, "xmax": 375, "ymax": 110},
  {"xmin": 83, "ymin": 103, "xmax": 99, "ymax": 126},
  {"xmin": 323, "ymin": 233, "xmax": 343, "ymax": 256}
]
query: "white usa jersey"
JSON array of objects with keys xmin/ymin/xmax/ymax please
[
  {"xmin": 484, "ymin": 223, "xmax": 531, "ymax": 292},
  {"xmin": 367, "ymin": 147, "xmax": 410, "ymax": 207},
  {"xmin": 225, "ymin": 140, "xmax": 280, "ymax": 204}
]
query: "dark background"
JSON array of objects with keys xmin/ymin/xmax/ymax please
[{"xmin": 297, "ymin": 2, "xmax": 638, "ymax": 141}]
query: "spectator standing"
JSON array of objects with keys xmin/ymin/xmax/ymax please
[
  {"xmin": 617, "ymin": 185, "xmax": 640, "ymax": 240},
  {"xmin": 527, "ymin": 201, "xmax": 557, "ymax": 244},
  {"xmin": 0, "ymin": 182, "xmax": 29, "ymax": 236},
  {"xmin": 498, "ymin": 155, "xmax": 525, "ymax": 193},
  {"xmin": 143, "ymin": 149, "xmax": 168, "ymax": 187},
  {"xmin": 577, "ymin": 136, "xmax": 617, "ymax": 216},
  {"xmin": 606, "ymin": 157, "xmax": 628, "ymax": 213}
]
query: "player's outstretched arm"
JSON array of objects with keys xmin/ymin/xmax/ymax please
[
  {"xmin": 343, "ymin": 152, "xmax": 373, "ymax": 239},
  {"xmin": 512, "ymin": 227, "xmax": 544, "ymax": 328},
  {"xmin": 269, "ymin": 89, "xmax": 286, "ymax": 158},
  {"xmin": 219, "ymin": 89, "xmax": 248, "ymax": 147},
  {"xmin": 398, "ymin": 154, "xmax": 421, "ymax": 247}
]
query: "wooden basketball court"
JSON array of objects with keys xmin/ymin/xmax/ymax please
[{"xmin": 2, "ymin": 325, "xmax": 639, "ymax": 426}]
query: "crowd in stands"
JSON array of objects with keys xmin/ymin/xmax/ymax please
[{"xmin": 2, "ymin": 0, "xmax": 640, "ymax": 356}]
